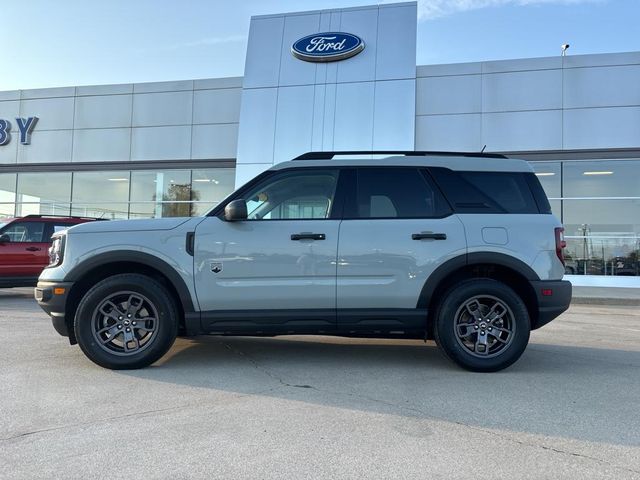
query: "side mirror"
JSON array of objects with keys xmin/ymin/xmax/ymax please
[
  {"xmin": 0, "ymin": 234, "xmax": 10, "ymax": 244},
  {"xmin": 224, "ymin": 199, "xmax": 248, "ymax": 222}
]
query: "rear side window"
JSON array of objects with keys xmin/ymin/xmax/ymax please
[
  {"xmin": 353, "ymin": 168, "xmax": 451, "ymax": 218},
  {"xmin": 429, "ymin": 168, "xmax": 540, "ymax": 214}
]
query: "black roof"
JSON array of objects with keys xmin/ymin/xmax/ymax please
[
  {"xmin": 293, "ymin": 150, "xmax": 508, "ymax": 160},
  {"xmin": 23, "ymin": 214, "xmax": 108, "ymax": 221}
]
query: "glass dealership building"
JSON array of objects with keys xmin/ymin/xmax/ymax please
[{"xmin": 0, "ymin": 1, "xmax": 639, "ymax": 285}]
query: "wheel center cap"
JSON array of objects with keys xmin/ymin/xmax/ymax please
[
  {"xmin": 480, "ymin": 323, "xmax": 486, "ymax": 329},
  {"xmin": 124, "ymin": 320, "xmax": 130, "ymax": 326}
]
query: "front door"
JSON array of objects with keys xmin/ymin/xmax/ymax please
[
  {"xmin": 0, "ymin": 221, "xmax": 48, "ymax": 278},
  {"xmin": 194, "ymin": 168, "xmax": 343, "ymax": 332}
]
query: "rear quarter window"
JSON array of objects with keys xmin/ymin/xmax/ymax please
[{"xmin": 429, "ymin": 168, "xmax": 542, "ymax": 214}]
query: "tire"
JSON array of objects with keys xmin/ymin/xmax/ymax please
[
  {"xmin": 433, "ymin": 279, "xmax": 530, "ymax": 372},
  {"xmin": 74, "ymin": 273, "xmax": 179, "ymax": 370}
]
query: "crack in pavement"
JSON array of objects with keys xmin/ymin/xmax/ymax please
[
  {"xmin": 1, "ymin": 385, "xmax": 278, "ymax": 444},
  {"xmin": 221, "ymin": 341, "xmax": 315, "ymax": 390},
  {"xmin": 1, "ymin": 404, "xmax": 191, "ymax": 442},
  {"xmin": 220, "ymin": 340, "xmax": 640, "ymax": 477}
]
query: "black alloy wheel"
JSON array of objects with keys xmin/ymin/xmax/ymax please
[{"xmin": 74, "ymin": 274, "xmax": 178, "ymax": 369}]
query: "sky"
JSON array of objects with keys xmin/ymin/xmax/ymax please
[{"xmin": 1, "ymin": 0, "xmax": 639, "ymax": 91}]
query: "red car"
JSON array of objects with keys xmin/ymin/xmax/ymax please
[{"xmin": 0, "ymin": 215, "xmax": 103, "ymax": 288}]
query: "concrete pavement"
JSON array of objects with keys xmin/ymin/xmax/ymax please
[{"xmin": 1, "ymin": 287, "xmax": 639, "ymax": 479}]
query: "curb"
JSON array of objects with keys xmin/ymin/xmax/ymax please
[{"xmin": 572, "ymin": 296, "xmax": 640, "ymax": 306}]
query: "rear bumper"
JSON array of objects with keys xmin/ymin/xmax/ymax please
[
  {"xmin": 530, "ymin": 280, "xmax": 572, "ymax": 330},
  {"xmin": 35, "ymin": 281, "xmax": 74, "ymax": 338}
]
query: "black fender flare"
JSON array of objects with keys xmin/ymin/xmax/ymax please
[
  {"xmin": 417, "ymin": 252, "xmax": 540, "ymax": 309},
  {"xmin": 64, "ymin": 250, "xmax": 196, "ymax": 313}
]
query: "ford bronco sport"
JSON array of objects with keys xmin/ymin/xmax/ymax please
[{"xmin": 35, "ymin": 151, "xmax": 571, "ymax": 372}]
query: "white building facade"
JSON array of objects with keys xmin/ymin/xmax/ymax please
[{"xmin": 1, "ymin": 2, "xmax": 639, "ymax": 284}]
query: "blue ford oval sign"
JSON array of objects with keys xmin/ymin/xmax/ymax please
[{"xmin": 292, "ymin": 32, "xmax": 365, "ymax": 62}]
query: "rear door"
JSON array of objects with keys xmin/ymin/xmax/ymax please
[
  {"xmin": 0, "ymin": 221, "xmax": 48, "ymax": 277},
  {"xmin": 336, "ymin": 167, "xmax": 466, "ymax": 331}
]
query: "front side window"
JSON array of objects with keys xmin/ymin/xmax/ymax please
[
  {"xmin": 241, "ymin": 170, "xmax": 339, "ymax": 220},
  {"xmin": 354, "ymin": 168, "xmax": 451, "ymax": 219},
  {"xmin": 1, "ymin": 222, "xmax": 45, "ymax": 242}
]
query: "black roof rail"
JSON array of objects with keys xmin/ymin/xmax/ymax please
[
  {"xmin": 23, "ymin": 214, "xmax": 108, "ymax": 221},
  {"xmin": 293, "ymin": 150, "xmax": 508, "ymax": 160}
]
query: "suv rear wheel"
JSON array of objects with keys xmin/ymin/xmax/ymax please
[
  {"xmin": 74, "ymin": 273, "xmax": 178, "ymax": 369},
  {"xmin": 434, "ymin": 279, "xmax": 530, "ymax": 372}
]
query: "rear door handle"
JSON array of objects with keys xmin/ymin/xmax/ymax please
[
  {"xmin": 291, "ymin": 233, "xmax": 326, "ymax": 241},
  {"xmin": 412, "ymin": 232, "xmax": 447, "ymax": 240},
  {"xmin": 25, "ymin": 246, "xmax": 42, "ymax": 251}
]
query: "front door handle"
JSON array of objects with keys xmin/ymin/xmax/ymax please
[
  {"xmin": 412, "ymin": 232, "xmax": 447, "ymax": 240},
  {"xmin": 291, "ymin": 233, "xmax": 326, "ymax": 241},
  {"xmin": 25, "ymin": 246, "xmax": 42, "ymax": 251}
]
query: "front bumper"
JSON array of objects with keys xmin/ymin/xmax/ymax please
[
  {"xmin": 530, "ymin": 280, "xmax": 572, "ymax": 329},
  {"xmin": 35, "ymin": 281, "xmax": 74, "ymax": 338}
]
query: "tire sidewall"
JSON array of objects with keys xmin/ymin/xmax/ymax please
[
  {"xmin": 74, "ymin": 274, "xmax": 178, "ymax": 369},
  {"xmin": 435, "ymin": 279, "xmax": 530, "ymax": 372}
]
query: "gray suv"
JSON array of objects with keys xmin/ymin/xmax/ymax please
[{"xmin": 35, "ymin": 151, "xmax": 571, "ymax": 372}]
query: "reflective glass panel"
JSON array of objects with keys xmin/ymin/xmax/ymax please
[
  {"xmin": 130, "ymin": 170, "xmax": 191, "ymax": 218},
  {"xmin": 16, "ymin": 172, "xmax": 72, "ymax": 217},
  {"xmin": 563, "ymin": 160, "xmax": 640, "ymax": 198},
  {"xmin": 530, "ymin": 162, "xmax": 561, "ymax": 199},
  {"xmin": 191, "ymin": 168, "xmax": 235, "ymax": 216},
  {"xmin": 563, "ymin": 198, "xmax": 640, "ymax": 277},
  {"xmin": 564, "ymin": 235, "xmax": 640, "ymax": 277},
  {"xmin": 71, "ymin": 171, "xmax": 130, "ymax": 219},
  {"xmin": 561, "ymin": 160, "xmax": 640, "ymax": 276},
  {"xmin": 563, "ymin": 199, "xmax": 640, "ymax": 236},
  {"xmin": 0, "ymin": 173, "xmax": 16, "ymax": 218}
]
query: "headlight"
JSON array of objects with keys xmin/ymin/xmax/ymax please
[{"xmin": 48, "ymin": 234, "xmax": 66, "ymax": 267}]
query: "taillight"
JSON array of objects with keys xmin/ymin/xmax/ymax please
[{"xmin": 555, "ymin": 227, "xmax": 566, "ymax": 266}]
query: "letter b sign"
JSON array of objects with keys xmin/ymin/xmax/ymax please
[{"xmin": 0, "ymin": 119, "xmax": 10, "ymax": 146}]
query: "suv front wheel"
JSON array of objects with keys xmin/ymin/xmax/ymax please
[
  {"xmin": 74, "ymin": 273, "xmax": 179, "ymax": 369},
  {"xmin": 434, "ymin": 279, "xmax": 531, "ymax": 372}
]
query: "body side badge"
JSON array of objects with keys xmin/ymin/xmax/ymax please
[{"xmin": 210, "ymin": 262, "xmax": 223, "ymax": 274}]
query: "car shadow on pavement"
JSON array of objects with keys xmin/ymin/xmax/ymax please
[
  {"xmin": 0, "ymin": 287, "xmax": 35, "ymax": 299},
  {"xmin": 121, "ymin": 335, "xmax": 640, "ymax": 448}
]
